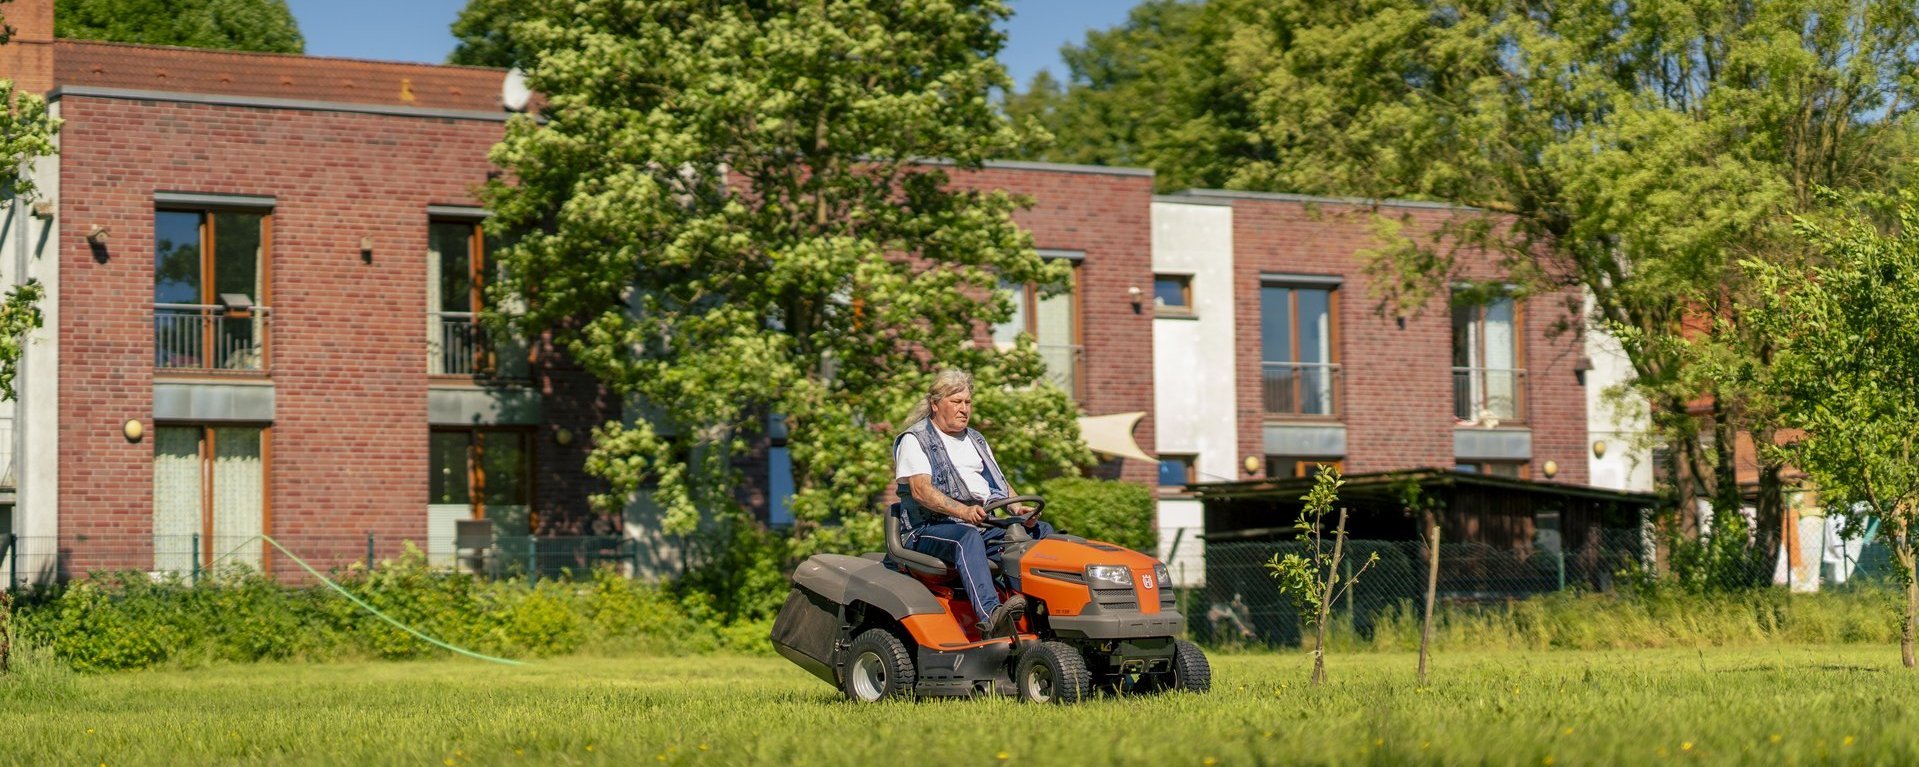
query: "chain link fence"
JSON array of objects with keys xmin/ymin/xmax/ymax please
[
  {"xmin": 0, "ymin": 533, "xmax": 643, "ymax": 590},
  {"xmin": 1183, "ymin": 530, "xmax": 1648, "ymax": 647}
]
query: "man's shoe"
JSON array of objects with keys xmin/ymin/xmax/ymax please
[{"xmin": 977, "ymin": 594, "xmax": 1028, "ymax": 639}]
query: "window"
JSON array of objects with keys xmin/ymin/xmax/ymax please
[
  {"xmin": 990, "ymin": 261, "xmax": 1083, "ymax": 400},
  {"xmin": 154, "ymin": 210, "xmax": 269, "ymax": 372},
  {"xmin": 1153, "ymin": 274, "xmax": 1193, "ymax": 315},
  {"xmin": 153, "ymin": 425, "xmax": 268, "ymax": 573},
  {"xmin": 428, "ymin": 220, "xmax": 526, "ymax": 377},
  {"xmin": 1260, "ymin": 284, "xmax": 1339, "ymax": 417},
  {"xmin": 1456, "ymin": 460, "xmax": 1528, "ymax": 479},
  {"xmin": 430, "ymin": 428, "xmax": 534, "ymax": 538},
  {"xmin": 1453, "ymin": 295, "xmax": 1526, "ymax": 423},
  {"xmin": 1265, "ymin": 456, "xmax": 1344, "ymax": 479},
  {"xmin": 1158, "ymin": 454, "xmax": 1197, "ymax": 487}
]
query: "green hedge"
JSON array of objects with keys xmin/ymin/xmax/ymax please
[
  {"xmin": 9, "ymin": 545, "xmax": 768, "ymax": 673},
  {"xmin": 1036, "ymin": 476, "xmax": 1157, "ymax": 552}
]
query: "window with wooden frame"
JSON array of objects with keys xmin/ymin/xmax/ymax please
[
  {"xmin": 1158, "ymin": 454, "xmax": 1198, "ymax": 488},
  {"xmin": 1455, "ymin": 460, "xmax": 1529, "ymax": 479},
  {"xmin": 154, "ymin": 209, "xmax": 270, "ymax": 373},
  {"xmin": 428, "ymin": 220, "xmax": 527, "ymax": 378},
  {"xmin": 1259, "ymin": 282, "xmax": 1340, "ymax": 417},
  {"xmin": 990, "ymin": 259, "xmax": 1084, "ymax": 401},
  {"xmin": 430, "ymin": 427, "xmax": 535, "ymax": 538},
  {"xmin": 1153, "ymin": 274, "xmax": 1194, "ymax": 316},
  {"xmin": 1265, "ymin": 456, "xmax": 1344, "ymax": 479},
  {"xmin": 152, "ymin": 424, "xmax": 270, "ymax": 573},
  {"xmin": 1452, "ymin": 294, "xmax": 1527, "ymax": 423}
]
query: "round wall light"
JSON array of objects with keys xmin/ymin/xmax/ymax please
[
  {"xmin": 555, "ymin": 427, "xmax": 575, "ymax": 446},
  {"xmin": 1243, "ymin": 455, "xmax": 1261, "ymax": 475},
  {"xmin": 122, "ymin": 419, "xmax": 144, "ymax": 442},
  {"xmin": 1542, "ymin": 459, "xmax": 1559, "ymax": 479},
  {"xmin": 1592, "ymin": 440, "xmax": 1608, "ymax": 459}
]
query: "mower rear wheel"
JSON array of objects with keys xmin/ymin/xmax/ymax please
[
  {"xmin": 1018, "ymin": 641, "xmax": 1091, "ymax": 704},
  {"xmin": 842, "ymin": 629, "xmax": 916, "ymax": 702},
  {"xmin": 1134, "ymin": 639, "xmax": 1211, "ymax": 694}
]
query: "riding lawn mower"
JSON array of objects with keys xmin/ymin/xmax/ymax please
[{"xmin": 770, "ymin": 495, "xmax": 1211, "ymax": 703}]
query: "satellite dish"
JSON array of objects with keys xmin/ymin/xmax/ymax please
[{"xmin": 501, "ymin": 68, "xmax": 532, "ymax": 112}]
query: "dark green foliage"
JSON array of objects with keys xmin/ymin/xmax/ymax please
[
  {"xmin": 11, "ymin": 548, "xmax": 762, "ymax": 672},
  {"xmin": 446, "ymin": 0, "xmax": 529, "ymax": 68},
  {"xmin": 54, "ymin": 0, "xmax": 303, "ymax": 54},
  {"xmin": 1035, "ymin": 476, "xmax": 1156, "ymax": 552}
]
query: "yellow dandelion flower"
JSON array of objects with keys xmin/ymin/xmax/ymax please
[
  {"xmin": 997, "ymin": 752, "xmax": 1010, "ymax": 761},
  {"xmin": 1203, "ymin": 759, "xmax": 1218, "ymax": 767},
  {"xmin": 1543, "ymin": 757, "xmax": 1555, "ymax": 766},
  {"xmin": 1562, "ymin": 728, "xmax": 1574, "ymax": 736},
  {"xmin": 1770, "ymin": 734, "xmax": 1782, "ymax": 744},
  {"xmin": 699, "ymin": 744, "xmax": 710, "ymax": 752},
  {"xmin": 1374, "ymin": 739, "xmax": 1384, "ymax": 747},
  {"xmin": 1844, "ymin": 736, "xmax": 1855, "ymax": 747},
  {"xmin": 1681, "ymin": 742, "xmax": 1693, "ymax": 751},
  {"xmin": 586, "ymin": 746, "xmax": 594, "ymax": 753},
  {"xmin": 86, "ymin": 729, "xmax": 95, "ymax": 735},
  {"xmin": 443, "ymin": 760, "xmax": 454, "ymax": 767},
  {"xmin": 515, "ymin": 749, "xmax": 525, "ymax": 756}
]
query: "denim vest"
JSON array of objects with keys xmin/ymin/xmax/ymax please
[{"xmin": 893, "ymin": 418, "xmax": 1011, "ymax": 538}]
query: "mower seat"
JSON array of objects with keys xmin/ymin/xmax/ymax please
[{"xmin": 885, "ymin": 507, "xmax": 998, "ymax": 579}]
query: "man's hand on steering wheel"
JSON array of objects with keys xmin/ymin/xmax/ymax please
[{"xmin": 981, "ymin": 495, "xmax": 1047, "ymax": 528}]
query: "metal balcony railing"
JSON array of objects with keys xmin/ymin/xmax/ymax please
[
  {"xmin": 154, "ymin": 304, "xmax": 269, "ymax": 372},
  {"xmin": 1262, "ymin": 362, "xmax": 1340, "ymax": 417},
  {"xmin": 1037, "ymin": 343, "xmax": 1086, "ymax": 401},
  {"xmin": 1454, "ymin": 367, "xmax": 1529, "ymax": 423},
  {"xmin": 430, "ymin": 312, "xmax": 528, "ymax": 378}
]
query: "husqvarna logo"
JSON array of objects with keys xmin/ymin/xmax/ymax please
[{"xmin": 1141, "ymin": 574, "xmax": 1155, "ymax": 589}]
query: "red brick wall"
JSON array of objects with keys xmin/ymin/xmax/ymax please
[
  {"xmin": 1228, "ymin": 197, "xmax": 1588, "ymax": 485},
  {"xmin": 952, "ymin": 166, "xmax": 1159, "ymax": 488},
  {"xmin": 0, "ymin": 0, "xmax": 56, "ymax": 93},
  {"xmin": 54, "ymin": 95, "xmax": 607, "ymax": 574}
]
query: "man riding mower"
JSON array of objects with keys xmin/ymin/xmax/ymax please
[{"xmin": 769, "ymin": 370, "xmax": 1211, "ymax": 703}]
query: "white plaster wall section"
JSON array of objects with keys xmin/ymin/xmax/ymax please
[
  {"xmin": 1150, "ymin": 199, "xmax": 1235, "ymax": 587},
  {"xmin": 8, "ymin": 109, "xmax": 59, "ymax": 585},
  {"xmin": 1582, "ymin": 291, "xmax": 1653, "ymax": 493}
]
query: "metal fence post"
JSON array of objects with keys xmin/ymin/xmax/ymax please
[
  {"xmin": 1556, "ymin": 545, "xmax": 1566, "ymax": 591},
  {"xmin": 365, "ymin": 532, "xmax": 375, "ymax": 571},
  {"xmin": 527, "ymin": 537, "xmax": 538, "ymax": 586},
  {"xmin": 190, "ymin": 533, "xmax": 201, "ymax": 585},
  {"xmin": 8, "ymin": 534, "xmax": 18, "ymax": 592}
]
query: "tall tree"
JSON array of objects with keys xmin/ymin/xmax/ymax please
[
  {"xmin": 54, "ymin": 0, "xmax": 303, "ymax": 54},
  {"xmin": 483, "ymin": 0, "xmax": 1091, "ymax": 552},
  {"xmin": 1004, "ymin": 0, "xmax": 1267, "ymax": 191},
  {"xmin": 446, "ymin": 0, "xmax": 529, "ymax": 69},
  {"xmin": 1747, "ymin": 197, "xmax": 1919, "ymax": 666},
  {"xmin": 1225, "ymin": 0, "xmax": 1919, "ymax": 584},
  {"xmin": 0, "ymin": 11, "xmax": 60, "ymax": 401}
]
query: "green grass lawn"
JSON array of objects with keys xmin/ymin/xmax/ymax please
[{"xmin": 4, "ymin": 644, "xmax": 1917, "ymax": 766}]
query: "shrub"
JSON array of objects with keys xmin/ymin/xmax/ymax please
[{"xmin": 1036, "ymin": 476, "xmax": 1156, "ymax": 552}]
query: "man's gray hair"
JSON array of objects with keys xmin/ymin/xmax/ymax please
[{"xmin": 903, "ymin": 369, "xmax": 974, "ymax": 426}]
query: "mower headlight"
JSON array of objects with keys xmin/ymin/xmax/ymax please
[
  {"xmin": 1154, "ymin": 564, "xmax": 1170, "ymax": 586},
  {"xmin": 1086, "ymin": 565, "xmax": 1131, "ymax": 588}
]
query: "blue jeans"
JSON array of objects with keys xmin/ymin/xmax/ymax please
[{"xmin": 908, "ymin": 520, "xmax": 1056, "ymax": 623}]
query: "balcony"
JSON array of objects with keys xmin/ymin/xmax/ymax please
[
  {"xmin": 1038, "ymin": 343, "xmax": 1086, "ymax": 401},
  {"xmin": 430, "ymin": 312, "xmax": 528, "ymax": 378},
  {"xmin": 154, "ymin": 303, "xmax": 269, "ymax": 372},
  {"xmin": 1454, "ymin": 367, "xmax": 1529, "ymax": 423},
  {"xmin": 1263, "ymin": 362, "xmax": 1340, "ymax": 418}
]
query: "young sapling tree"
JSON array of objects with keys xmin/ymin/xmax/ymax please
[{"xmin": 1266, "ymin": 469, "xmax": 1377, "ymax": 686}]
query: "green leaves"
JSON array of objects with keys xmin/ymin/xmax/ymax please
[
  {"xmin": 483, "ymin": 1, "xmax": 1090, "ymax": 541},
  {"xmin": 53, "ymin": 0, "xmax": 304, "ymax": 54}
]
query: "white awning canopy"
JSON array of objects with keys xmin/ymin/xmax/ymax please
[{"xmin": 1077, "ymin": 411, "xmax": 1156, "ymax": 463}]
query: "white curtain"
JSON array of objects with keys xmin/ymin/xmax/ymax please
[
  {"xmin": 426, "ymin": 235, "xmax": 446, "ymax": 374},
  {"xmin": 1036, "ymin": 278, "xmax": 1077, "ymax": 391},
  {"xmin": 990, "ymin": 279, "xmax": 1027, "ymax": 348},
  {"xmin": 1483, "ymin": 299, "xmax": 1517, "ymax": 418},
  {"xmin": 152, "ymin": 427, "xmax": 202, "ymax": 575},
  {"xmin": 212, "ymin": 428, "xmax": 265, "ymax": 570}
]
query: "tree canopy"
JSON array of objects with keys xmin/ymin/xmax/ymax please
[
  {"xmin": 0, "ymin": 9, "xmax": 61, "ymax": 401},
  {"xmin": 445, "ymin": 0, "xmax": 530, "ymax": 69},
  {"xmin": 483, "ymin": 0, "xmax": 1091, "ymax": 551},
  {"xmin": 54, "ymin": 0, "xmax": 303, "ymax": 54}
]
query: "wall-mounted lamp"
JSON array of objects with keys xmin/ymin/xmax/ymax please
[
  {"xmin": 122, "ymin": 419, "xmax": 145, "ymax": 443},
  {"xmin": 554, "ymin": 427, "xmax": 574, "ymax": 446},
  {"xmin": 30, "ymin": 200, "xmax": 54, "ymax": 219},
  {"xmin": 86, "ymin": 225, "xmax": 110, "ymax": 245},
  {"xmin": 1573, "ymin": 356, "xmax": 1594, "ymax": 386},
  {"xmin": 1243, "ymin": 455, "xmax": 1261, "ymax": 475},
  {"xmin": 1127, "ymin": 285, "xmax": 1143, "ymax": 312},
  {"xmin": 360, "ymin": 236, "xmax": 374, "ymax": 263},
  {"xmin": 1542, "ymin": 459, "xmax": 1559, "ymax": 479},
  {"xmin": 1592, "ymin": 440, "xmax": 1608, "ymax": 459}
]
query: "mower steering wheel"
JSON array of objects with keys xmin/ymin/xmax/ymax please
[{"xmin": 980, "ymin": 495, "xmax": 1046, "ymax": 527}]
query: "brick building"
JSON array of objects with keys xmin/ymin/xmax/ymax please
[{"xmin": 0, "ymin": 0, "xmax": 1607, "ymax": 588}]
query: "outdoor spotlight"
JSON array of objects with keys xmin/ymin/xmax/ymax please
[
  {"xmin": 360, "ymin": 235, "xmax": 374, "ymax": 263},
  {"xmin": 1127, "ymin": 285, "xmax": 1143, "ymax": 311},
  {"xmin": 122, "ymin": 419, "xmax": 144, "ymax": 442},
  {"xmin": 1542, "ymin": 459, "xmax": 1559, "ymax": 479},
  {"xmin": 555, "ymin": 427, "xmax": 574, "ymax": 446},
  {"xmin": 1243, "ymin": 455, "xmax": 1261, "ymax": 475},
  {"xmin": 86, "ymin": 225, "xmax": 110, "ymax": 245},
  {"xmin": 1592, "ymin": 440, "xmax": 1608, "ymax": 459}
]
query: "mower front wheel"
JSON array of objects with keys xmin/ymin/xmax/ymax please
[
  {"xmin": 1018, "ymin": 641, "xmax": 1091, "ymax": 704},
  {"xmin": 842, "ymin": 629, "xmax": 916, "ymax": 702}
]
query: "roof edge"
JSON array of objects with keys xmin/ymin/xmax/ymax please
[
  {"xmin": 1175, "ymin": 188, "xmax": 1479, "ymax": 212},
  {"xmin": 52, "ymin": 38, "xmax": 509, "ymax": 73},
  {"xmin": 48, "ymin": 85, "xmax": 514, "ymax": 122},
  {"xmin": 919, "ymin": 157, "xmax": 1154, "ymax": 178}
]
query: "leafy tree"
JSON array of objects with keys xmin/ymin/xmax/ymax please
[
  {"xmin": 0, "ymin": 13, "xmax": 61, "ymax": 401},
  {"xmin": 1003, "ymin": 0, "xmax": 1266, "ymax": 192},
  {"xmin": 1746, "ymin": 196, "xmax": 1919, "ymax": 668},
  {"xmin": 482, "ymin": 0, "xmax": 1092, "ymax": 555},
  {"xmin": 54, "ymin": 0, "xmax": 303, "ymax": 54},
  {"xmin": 1228, "ymin": 0, "xmax": 1919, "ymax": 585},
  {"xmin": 446, "ymin": 0, "xmax": 529, "ymax": 69}
]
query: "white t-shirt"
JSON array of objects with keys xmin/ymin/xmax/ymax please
[{"xmin": 895, "ymin": 429, "xmax": 994, "ymax": 501}]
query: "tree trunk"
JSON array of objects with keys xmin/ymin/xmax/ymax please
[
  {"xmin": 1750, "ymin": 451, "xmax": 1787, "ymax": 588},
  {"xmin": 1901, "ymin": 526, "xmax": 1917, "ymax": 669},
  {"xmin": 1313, "ymin": 507, "xmax": 1349, "ymax": 687},
  {"xmin": 1418, "ymin": 524, "xmax": 1440, "ymax": 685}
]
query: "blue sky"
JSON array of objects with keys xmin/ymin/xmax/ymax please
[{"xmin": 281, "ymin": 0, "xmax": 1138, "ymax": 87}]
